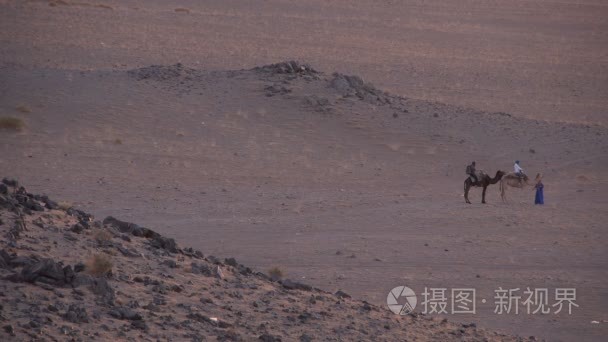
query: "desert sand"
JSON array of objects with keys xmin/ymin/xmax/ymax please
[{"xmin": 1, "ymin": 1, "xmax": 607, "ymax": 341}]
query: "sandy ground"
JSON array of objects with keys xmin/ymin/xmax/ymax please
[
  {"xmin": 1, "ymin": 0, "xmax": 607, "ymax": 124},
  {"xmin": 1, "ymin": 1, "xmax": 608, "ymax": 341}
]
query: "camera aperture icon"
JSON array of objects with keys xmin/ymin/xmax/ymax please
[{"xmin": 387, "ymin": 286, "xmax": 417, "ymax": 315}]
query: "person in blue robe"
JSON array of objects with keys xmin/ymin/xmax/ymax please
[{"xmin": 534, "ymin": 173, "xmax": 544, "ymax": 205}]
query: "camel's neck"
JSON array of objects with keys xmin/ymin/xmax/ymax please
[{"xmin": 489, "ymin": 173, "xmax": 502, "ymax": 184}]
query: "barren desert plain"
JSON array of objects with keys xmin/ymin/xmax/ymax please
[{"xmin": 1, "ymin": 1, "xmax": 607, "ymax": 341}]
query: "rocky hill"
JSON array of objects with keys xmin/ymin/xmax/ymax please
[{"xmin": 0, "ymin": 178, "xmax": 532, "ymax": 341}]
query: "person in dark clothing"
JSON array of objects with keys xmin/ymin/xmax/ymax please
[
  {"xmin": 466, "ymin": 161, "xmax": 478, "ymax": 184},
  {"xmin": 534, "ymin": 173, "xmax": 544, "ymax": 205}
]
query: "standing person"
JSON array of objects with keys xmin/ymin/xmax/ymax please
[
  {"xmin": 534, "ymin": 173, "xmax": 544, "ymax": 205},
  {"xmin": 466, "ymin": 161, "xmax": 478, "ymax": 184},
  {"xmin": 514, "ymin": 160, "xmax": 524, "ymax": 177},
  {"xmin": 514, "ymin": 160, "xmax": 526, "ymax": 185}
]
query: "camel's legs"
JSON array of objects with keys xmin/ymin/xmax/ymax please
[
  {"xmin": 464, "ymin": 180, "xmax": 471, "ymax": 204},
  {"xmin": 482, "ymin": 185, "xmax": 487, "ymax": 204}
]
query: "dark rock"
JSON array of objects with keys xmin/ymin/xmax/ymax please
[
  {"xmin": 63, "ymin": 265, "xmax": 75, "ymax": 284},
  {"xmin": 330, "ymin": 73, "xmax": 389, "ymax": 105},
  {"xmin": 74, "ymin": 262, "xmax": 85, "ymax": 273},
  {"xmin": 334, "ymin": 290, "xmax": 351, "ymax": 299},
  {"xmin": 0, "ymin": 250, "xmax": 13, "ymax": 268},
  {"xmin": 161, "ymin": 259, "xmax": 178, "ymax": 268},
  {"xmin": 299, "ymin": 334, "xmax": 313, "ymax": 342},
  {"xmin": 109, "ymin": 307, "xmax": 142, "ymax": 320},
  {"xmin": 131, "ymin": 320, "xmax": 147, "ymax": 330},
  {"xmin": 2, "ymin": 178, "xmax": 18, "ymax": 187},
  {"xmin": 21, "ymin": 258, "xmax": 68, "ymax": 285},
  {"xmin": 29, "ymin": 202, "xmax": 45, "ymax": 212},
  {"xmin": 116, "ymin": 245, "xmax": 140, "ymax": 257},
  {"xmin": 281, "ymin": 279, "xmax": 312, "ymax": 291},
  {"xmin": 254, "ymin": 61, "xmax": 317, "ymax": 76},
  {"xmin": 259, "ymin": 334, "xmax": 282, "ymax": 342},
  {"xmin": 237, "ymin": 265, "xmax": 252, "ymax": 276},
  {"xmin": 44, "ymin": 199, "xmax": 59, "ymax": 210},
  {"xmin": 103, "ymin": 216, "xmax": 138, "ymax": 234},
  {"xmin": 207, "ymin": 255, "xmax": 221, "ymax": 264},
  {"xmin": 70, "ymin": 223, "xmax": 85, "ymax": 234},
  {"xmin": 150, "ymin": 235, "xmax": 178, "ymax": 253},
  {"xmin": 3, "ymin": 324, "xmax": 14, "ymax": 336},
  {"xmin": 190, "ymin": 262, "xmax": 213, "ymax": 276},
  {"xmin": 63, "ymin": 304, "xmax": 89, "ymax": 323},
  {"xmin": 67, "ymin": 208, "xmax": 93, "ymax": 223},
  {"xmin": 90, "ymin": 277, "xmax": 115, "ymax": 305},
  {"xmin": 132, "ymin": 226, "xmax": 159, "ymax": 238},
  {"xmin": 224, "ymin": 257, "xmax": 238, "ymax": 267}
]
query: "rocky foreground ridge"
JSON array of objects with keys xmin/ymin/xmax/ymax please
[{"xmin": 0, "ymin": 178, "xmax": 534, "ymax": 341}]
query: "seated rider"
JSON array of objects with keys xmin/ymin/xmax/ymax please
[
  {"xmin": 514, "ymin": 160, "xmax": 525, "ymax": 179},
  {"xmin": 466, "ymin": 161, "xmax": 478, "ymax": 184}
]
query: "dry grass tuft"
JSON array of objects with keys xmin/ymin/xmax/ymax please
[
  {"xmin": 0, "ymin": 117, "xmax": 25, "ymax": 131},
  {"xmin": 268, "ymin": 266, "xmax": 284, "ymax": 281},
  {"xmin": 85, "ymin": 254, "xmax": 113, "ymax": 277},
  {"xmin": 114, "ymin": 138, "xmax": 123, "ymax": 145},
  {"xmin": 57, "ymin": 201, "xmax": 73, "ymax": 210},
  {"xmin": 93, "ymin": 229, "xmax": 113, "ymax": 242},
  {"xmin": 175, "ymin": 8, "xmax": 190, "ymax": 13}
]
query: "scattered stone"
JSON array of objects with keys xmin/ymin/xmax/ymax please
[
  {"xmin": 224, "ymin": 257, "xmax": 238, "ymax": 267},
  {"xmin": 190, "ymin": 262, "xmax": 213, "ymax": 276},
  {"xmin": 259, "ymin": 333, "xmax": 282, "ymax": 342},
  {"xmin": 281, "ymin": 279, "xmax": 312, "ymax": 291},
  {"xmin": 20, "ymin": 258, "xmax": 72, "ymax": 286},
  {"xmin": 2, "ymin": 178, "xmax": 18, "ymax": 187},
  {"xmin": 161, "ymin": 259, "xmax": 178, "ymax": 268},
  {"xmin": 150, "ymin": 235, "xmax": 178, "ymax": 253},
  {"xmin": 3, "ymin": 324, "xmax": 14, "ymax": 336},
  {"xmin": 253, "ymin": 61, "xmax": 317, "ymax": 76},
  {"xmin": 109, "ymin": 307, "xmax": 142, "ymax": 320},
  {"xmin": 63, "ymin": 304, "xmax": 89, "ymax": 323},
  {"xmin": 334, "ymin": 290, "xmax": 351, "ymax": 299},
  {"xmin": 90, "ymin": 277, "xmax": 115, "ymax": 305},
  {"xmin": 70, "ymin": 223, "xmax": 85, "ymax": 234}
]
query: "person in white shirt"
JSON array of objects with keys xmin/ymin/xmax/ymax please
[{"xmin": 514, "ymin": 160, "xmax": 524, "ymax": 177}]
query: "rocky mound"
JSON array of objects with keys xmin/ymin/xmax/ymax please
[
  {"xmin": 127, "ymin": 63, "xmax": 200, "ymax": 82},
  {"xmin": 252, "ymin": 61, "xmax": 319, "ymax": 76},
  {"xmin": 0, "ymin": 178, "xmax": 533, "ymax": 341}
]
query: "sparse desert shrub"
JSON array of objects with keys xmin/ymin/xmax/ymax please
[
  {"xmin": 268, "ymin": 266, "xmax": 284, "ymax": 281},
  {"xmin": 16, "ymin": 105, "xmax": 31, "ymax": 113},
  {"xmin": 85, "ymin": 254, "xmax": 113, "ymax": 277},
  {"xmin": 0, "ymin": 117, "xmax": 25, "ymax": 131},
  {"xmin": 175, "ymin": 8, "xmax": 190, "ymax": 13},
  {"xmin": 57, "ymin": 201, "xmax": 73, "ymax": 210},
  {"xmin": 114, "ymin": 138, "xmax": 122, "ymax": 145},
  {"xmin": 93, "ymin": 229, "xmax": 113, "ymax": 243}
]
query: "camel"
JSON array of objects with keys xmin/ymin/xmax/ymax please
[
  {"xmin": 464, "ymin": 170, "xmax": 505, "ymax": 204},
  {"xmin": 499, "ymin": 172, "xmax": 530, "ymax": 202}
]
